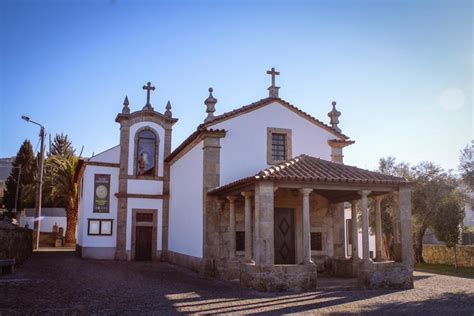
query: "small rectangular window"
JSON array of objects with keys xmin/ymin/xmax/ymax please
[
  {"xmin": 311, "ymin": 232, "xmax": 322, "ymax": 251},
  {"xmin": 267, "ymin": 128, "xmax": 292, "ymax": 165},
  {"xmin": 136, "ymin": 213, "xmax": 153, "ymax": 222},
  {"xmin": 236, "ymin": 231, "xmax": 245, "ymax": 251},
  {"xmin": 346, "ymin": 219, "xmax": 353, "ymax": 245},
  {"xmin": 272, "ymin": 133, "xmax": 287, "ymax": 161},
  {"xmin": 88, "ymin": 219, "xmax": 113, "ymax": 236}
]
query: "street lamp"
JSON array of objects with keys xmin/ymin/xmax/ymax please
[{"xmin": 22, "ymin": 115, "xmax": 45, "ymax": 250}]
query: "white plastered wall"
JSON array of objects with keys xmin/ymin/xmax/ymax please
[
  {"xmin": 78, "ymin": 165, "xmax": 119, "ymax": 248},
  {"xmin": 89, "ymin": 145, "xmax": 120, "ymax": 163},
  {"xmin": 210, "ymin": 102, "xmax": 339, "ymax": 185},
  {"xmin": 169, "ymin": 141, "xmax": 204, "ymax": 258}
]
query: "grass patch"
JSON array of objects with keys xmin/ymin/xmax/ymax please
[{"xmin": 415, "ymin": 263, "xmax": 474, "ymax": 278}]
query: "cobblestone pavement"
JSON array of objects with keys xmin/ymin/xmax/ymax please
[{"xmin": 1, "ymin": 251, "xmax": 473, "ymax": 315}]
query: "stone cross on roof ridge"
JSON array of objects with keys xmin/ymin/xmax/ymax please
[
  {"xmin": 142, "ymin": 81, "xmax": 156, "ymax": 111},
  {"xmin": 266, "ymin": 67, "xmax": 280, "ymax": 98}
]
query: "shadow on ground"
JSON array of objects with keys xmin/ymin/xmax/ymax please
[{"xmin": 1, "ymin": 251, "xmax": 473, "ymax": 315}]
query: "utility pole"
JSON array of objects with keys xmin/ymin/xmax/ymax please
[
  {"xmin": 14, "ymin": 164, "xmax": 21, "ymax": 214},
  {"xmin": 35, "ymin": 126, "xmax": 45, "ymax": 249},
  {"xmin": 22, "ymin": 115, "xmax": 45, "ymax": 250}
]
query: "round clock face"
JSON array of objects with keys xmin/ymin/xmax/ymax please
[{"xmin": 95, "ymin": 185, "xmax": 108, "ymax": 199}]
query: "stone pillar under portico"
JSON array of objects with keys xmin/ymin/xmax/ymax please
[
  {"xmin": 359, "ymin": 190, "xmax": 371, "ymax": 264},
  {"xmin": 374, "ymin": 196, "xmax": 384, "ymax": 261},
  {"xmin": 392, "ymin": 191, "xmax": 402, "ymax": 261},
  {"xmin": 227, "ymin": 196, "xmax": 237, "ymax": 259},
  {"xmin": 350, "ymin": 201, "xmax": 359, "ymax": 273},
  {"xmin": 242, "ymin": 191, "xmax": 254, "ymax": 263},
  {"xmin": 254, "ymin": 181, "xmax": 274, "ymax": 266},
  {"xmin": 300, "ymin": 188, "xmax": 313, "ymax": 264}
]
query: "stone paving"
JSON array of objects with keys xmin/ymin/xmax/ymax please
[{"xmin": 1, "ymin": 251, "xmax": 473, "ymax": 315}]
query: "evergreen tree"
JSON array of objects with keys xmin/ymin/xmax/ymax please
[
  {"xmin": 49, "ymin": 133, "xmax": 75, "ymax": 158},
  {"xmin": 3, "ymin": 140, "xmax": 36, "ymax": 211}
]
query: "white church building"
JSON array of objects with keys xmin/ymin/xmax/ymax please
[{"xmin": 75, "ymin": 69, "xmax": 413, "ymax": 291}]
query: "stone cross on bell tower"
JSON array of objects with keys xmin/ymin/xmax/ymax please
[
  {"xmin": 142, "ymin": 81, "xmax": 156, "ymax": 111},
  {"xmin": 266, "ymin": 67, "xmax": 280, "ymax": 98}
]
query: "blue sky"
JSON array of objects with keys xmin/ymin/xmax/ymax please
[{"xmin": 0, "ymin": 0, "xmax": 472, "ymax": 172}]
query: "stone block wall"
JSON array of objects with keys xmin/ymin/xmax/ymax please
[
  {"xmin": 423, "ymin": 244, "xmax": 474, "ymax": 267},
  {"xmin": 358, "ymin": 262, "xmax": 413, "ymax": 289},
  {"xmin": 240, "ymin": 263, "xmax": 317, "ymax": 292},
  {"xmin": 0, "ymin": 222, "xmax": 33, "ymax": 265}
]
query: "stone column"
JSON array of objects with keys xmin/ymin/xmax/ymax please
[
  {"xmin": 300, "ymin": 188, "xmax": 313, "ymax": 264},
  {"xmin": 350, "ymin": 201, "xmax": 359, "ymax": 261},
  {"xmin": 242, "ymin": 191, "xmax": 254, "ymax": 262},
  {"xmin": 254, "ymin": 181, "xmax": 274, "ymax": 266},
  {"xmin": 331, "ymin": 203, "xmax": 346, "ymax": 258},
  {"xmin": 399, "ymin": 187, "xmax": 413, "ymax": 267},
  {"xmin": 227, "ymin": 196, "xmax": 237, "ymax": 259},
  {"xmin": 201, "ymin": 133, "xmax": 224, "ymax": 275},
  {"xmin": 359, "ymin": 190, "xmax": 371, "ymax": 264},
  {"xmin": 374, "ymin": 196, "xmax": 384, "ymax": 261},
  {"xmin": 115, "ymin": 117, "xmax": 130, "ymax": 261},
  {"xmin": 392, "ymin": 191, "xmax": 401, "ymax": 261}
]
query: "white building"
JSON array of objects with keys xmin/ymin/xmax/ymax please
[
  {"xmin": 75, "ymin": 70, "xmax": 413, "ymax": 290},
  {"xmin": 19, "ymin": 208, "xmax": 66, "ymax": 235}
]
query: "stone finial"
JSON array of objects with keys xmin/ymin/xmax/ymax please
[
  {"xmin": 204, "ymin": 87, "xmax": 217, "ymax": 122},
  {"xmin": 328, "ymin": 101, "xmax": 341, "ymax": 133},
  {"xmin": 266, "ymin": 67, "xmax": 280, "ymax": 98},
  {"xmin": 164, "ymin": 100, "xmax": 172, "ymax": 118},
  {"xmin": 142, "ymin": 81, "xmax": 156, "ymax": 111},
  {"xmin": 122, "ymin": 96, "xmax": 130, "ymax": 114}
]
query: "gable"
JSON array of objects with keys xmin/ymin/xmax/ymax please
[
  {"xmin": 89, "ymin": 145, "xmax": 120, "ymax": 164},
  {"xmin": 202, "ymin": 97, "xmax": 349, "ymax": 140},
  {"xmin": 209, "ymin": 101, "xmax": 348, "ymax": 185}
]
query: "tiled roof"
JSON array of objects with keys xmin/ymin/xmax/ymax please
[
  {"xmin": 209, "ymin": 155, "xmax": 407, "ymax": 194},
  {"xmin": 199, "ymin": 97, "xmax": 350, "ymax": 140}
]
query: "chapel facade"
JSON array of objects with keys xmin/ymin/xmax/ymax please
[{"xmin": 75, "ymin": 69, "xmax": 414, "ymax": 291}]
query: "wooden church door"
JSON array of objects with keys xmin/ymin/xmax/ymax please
[
  {"xmin": 135, "ymin": 226, "xmax": 152, "ymax": 261},
  {"xmin": 274, "ymin": 208, "xmax": 296, "ymax": 264}
]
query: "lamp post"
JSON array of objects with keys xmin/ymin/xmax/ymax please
[{"xmin": 22, "ymin": 115, "xmax": 45, "ymax": 250}]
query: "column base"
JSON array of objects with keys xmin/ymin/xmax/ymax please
[{"xmin": 114, "ymin": 250, "xmax": 129, "ymax": 261}]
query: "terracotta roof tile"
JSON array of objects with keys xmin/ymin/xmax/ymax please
[{"xmin": 209, "ymin": 155, "xmax": 407, "ymax": 194}]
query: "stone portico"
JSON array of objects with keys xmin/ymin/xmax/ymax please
[{"xmin": 208, "ymin": 155, "xmax": 413, "ymax": 291}]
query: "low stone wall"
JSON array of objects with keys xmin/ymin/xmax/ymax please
[
  {"xmin": 0, "ymin": 222, "xmax": 33, "ymax": 265},
  {"xmin": 240, "ymin": 263, "xmax": 317, "ymax": 292},
  {"xmin": 358, "ymin": 262, "xmax": 413, "ymax": 289},
  {"xmin": 423, "ymin": 244, "xmax": 474, "ymax": 267},
  {"xmin": 166, "ymin": 250, "xmax": 202, "ymax": 273}
]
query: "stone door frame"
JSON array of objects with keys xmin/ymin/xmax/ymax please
[{"xmin": 131, "ymin": 208, "xmax": 158, "ymax": 261}]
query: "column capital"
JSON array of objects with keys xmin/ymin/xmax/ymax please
[
  {"xmin": 358, "ymin": 190, "xmax": 371, "ymax": 197},
  {"xmin": 299, "ymin": 188, "xmax": 313, "ymax": 196},
  {"xmin": 226, "ymin": 195, "xmax": 237, "ymax": 202},
  {"xmin": 241, "ymin": 191, "xmax": 254, "ymax": 199},
  {"xmin": 373, "ymin": 195, "xmax": 384, "ymax": 202}
]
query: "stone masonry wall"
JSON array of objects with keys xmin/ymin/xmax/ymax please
[
  {"xmin": 0, "ymin": 222, "xmax": 33, "ymax": 265},
  {"xmin": 423, "ymin": 244, "xmax": 474, "ymax": 268}
]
